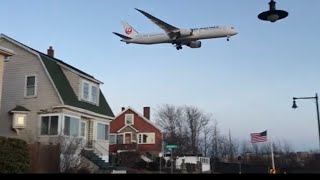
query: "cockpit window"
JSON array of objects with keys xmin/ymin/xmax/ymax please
[{"xmin": 231, "ymin": 27, "xmax": 235, "ymax": 29}]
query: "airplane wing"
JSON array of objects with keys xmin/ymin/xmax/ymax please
[{"xmin": 135, "ymin": 8, "xmax": 180, "ymax": 39}]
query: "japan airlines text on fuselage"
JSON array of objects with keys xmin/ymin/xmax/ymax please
[{"xmin": 113, "ymin": 8, "xmax": 238, "ymax": 50}]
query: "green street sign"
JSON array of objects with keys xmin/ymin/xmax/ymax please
[{"xmin": 166, "ymin": 144, "xmax": 177, "ymax": 149}]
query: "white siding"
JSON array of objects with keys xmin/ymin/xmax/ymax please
[
  {"xmin": 61, "ymin": 67, "xmax": 80, "ymax": 98},
  {"xmin": 0, "ymin": 39, "xmax": 62, "ymax": 141}
]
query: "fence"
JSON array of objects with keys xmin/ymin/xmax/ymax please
[{"xmin": 28, "ymin": 142, "xmax": 60, "ymax": 173}]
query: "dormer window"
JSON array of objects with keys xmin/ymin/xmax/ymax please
[
  {"xmin": 81, "ymin": 80, "xmax": 99, "ymax": 105},
  {"xmin": 125, "ymin": 114, "xmax": 134, "ymax": 125}
]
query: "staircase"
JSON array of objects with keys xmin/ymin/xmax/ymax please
[{"xmin": 81, "ymin": 149, "xmax": 126, "ymax": 173}]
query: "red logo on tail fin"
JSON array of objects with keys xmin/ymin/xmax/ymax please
[{"xmin": 125, "ymin": 27, "xmax": 133, "ymax": 35}]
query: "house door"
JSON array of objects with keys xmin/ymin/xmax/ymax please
[{"xmin": 125, "ymin": 133, "xmax": 131, "ymax": 144}]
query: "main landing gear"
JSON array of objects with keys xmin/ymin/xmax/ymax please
[
  {"xmin": 176, "ymin": 45, "xmax": 182, "ymax": 50},
  {"xmin": 227, "ymin": 36, "xmax": 230, "ymax": 41},
  {"xmin": 172, "ymin": 42, "xmax": 182, "ymax": 50}
]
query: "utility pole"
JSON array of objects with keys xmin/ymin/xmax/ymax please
[
  {"xmin": 171, "ymin": 148, "xmax": 173, "ymax": 174},
  {"xmin": 229, "ymin": 129, "xmax": 234, "ymax": 162}
]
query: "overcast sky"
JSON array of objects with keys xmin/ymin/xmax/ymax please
[{"xmin": 1, "ymin": 0, "xmax": 320, "ymax": 151}]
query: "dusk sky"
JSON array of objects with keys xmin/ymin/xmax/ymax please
[{"xmin": 1, "ymin": 0, "xmax": 320, "ymax": 151}]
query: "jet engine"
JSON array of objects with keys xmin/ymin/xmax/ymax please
[
  {"xmin": 187, "ymin": 41, "xmax": 202, "ymax": 48},
  {"xmin": 179, "ymin": 29, "xmax": 193, "ymax": 37}
]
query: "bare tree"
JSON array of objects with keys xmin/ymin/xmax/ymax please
[
  {"xmin": 200, "ymin": 125, "xmax": 214, "ymax": 157},
  {"xmin": 45, "ymin": 135, "xmax": 93, "ymax": 173},
  {"xmin": 209, "ymin": 119, "xmax": 220, "ymax": 160},
  {"xmin": 155, "ymin": 104, "xmax": 214, "ymax": 155},
  {"xmin": 183, "ymin": 105, "xmax": 210, "ymax": 155},
  {"xmin": 155, "ymin": 104, "xmax": 184, "ymax": 140},
  {"xmin": 155, "ymin": 104, "xmax": 186, "ymax": 152},
  {"xmin": 58, "ymin": 136, "xmax": 85, "ymax": 172}
]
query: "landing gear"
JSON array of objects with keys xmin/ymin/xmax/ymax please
[
  {"xmin": 227, "ymin": 36, "xmax": 230, "ymax": 41},
  {"xmin": 175, "ymin": 45, "xmax": 182, "ymax": 50}
]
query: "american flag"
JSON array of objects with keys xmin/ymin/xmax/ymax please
[{"xmin": 250, "ymin": 130, "xmax": 267, "ymax": 143}]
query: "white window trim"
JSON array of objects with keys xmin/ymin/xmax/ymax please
[
  {"xmin": 63, "ymin": 114, "xmax": 81, "ymax": 138},
  {"xmin": 24, "ymin": 74, "xmax": 37, "ymax": 98},
  {"xmin": 138, "ymin": 133, "xmax": 155, "ymax": 144},
  {"xmin": 80, "ymin": 79, "xmax": 100, "ymax": 105},
  {"xmin": 39, "ymin": 113, "xmax": 62, "ymax": 137},
  {"xmin": 80, "ymin": 120, "xmax": 87, "ymax": 140},
  {"xmin": 95, "ymin": 121, "xmax": 109, "ymax": 141},
  {"xmin": 125, "ymin": 114, "xmax": 134, "ymax": 125}
]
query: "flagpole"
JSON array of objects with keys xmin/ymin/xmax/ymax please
[{"xmin": 270, "ymin": 138, "xmax": 275, "ymax": 170}]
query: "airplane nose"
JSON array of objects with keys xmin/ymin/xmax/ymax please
[
  {"xmin": 232, "ymin": 29, "xmax": 238, "ymax": 36},
  {"xmin": 234, "ymin": 30, "xmax": 238, "ymax": 35},
  {"xmin": 229, "ymin": 27, "xmax": 238, "ymax": 36}
]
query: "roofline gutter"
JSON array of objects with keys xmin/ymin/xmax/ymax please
[
  {"xmin": 53, "ymin": 105, "xmax": 114, "ymax": 120},
  {"xmin": 0, "ymin": 46, "xmax": 15, "ymax": 56}
]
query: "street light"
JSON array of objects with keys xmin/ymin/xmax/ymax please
[
  {"xmin": 237, "ymin": 156, "xmax": 242, "ymax": 174},
  {"xmin": 292, "ymin": 93, "xmax": 320, "ymax": 150},
  {"xmin": 258, "ymin": 0, "xmax": 288, "ymax": 23}
]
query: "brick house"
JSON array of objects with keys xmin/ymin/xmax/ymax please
[{"xmin": 109, "ymin": 107, "xmax": 163, "ymax": 157}]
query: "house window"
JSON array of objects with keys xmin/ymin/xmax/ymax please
[
  {"xmin": 97, "ymin": 123, "xmax": 108, "ymax": 140},
  {"xmin": 138, "ymin": 133, "xmax": 155, "ymax": 144},
  {"xmin": 81, "ymin": 80, "xmax": 99, "ymax": 105},
  {"xmin": 117, "ymin": 134, "xmax": 123, "ymax": 144},
  {"xmin": 91, "ymin": 86, "xmax": 98, "ymax": 104},
  {"xmin": 109, "ymin": 134, "xmax": 116, "ymax": 144},
  {"xmin": 83, "ymin": 82, "xmax": 89, "ymax": 100},
  {"xmin": 41, "ymin": 115, "xmax": 58, "ymax": 135},
  {"xmin": 109, "ymin": 134, "xmax": 124, "ymax": 144},
  {"xmin": 64, "ymin": 116, "xmax": 80, "ymax": 137},
  {"xmin": 25, "ymin": 75, "xmax": 37, "ymax": 97},
  {"xmin": 125, "ymin": 114, "xmax": 134, "ymax": 125}
]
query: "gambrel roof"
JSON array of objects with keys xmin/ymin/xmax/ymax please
[{"xmin": 0, "ymin": 34, "xmax": 114, "ymax": 117}]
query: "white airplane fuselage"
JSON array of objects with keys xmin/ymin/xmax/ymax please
[{"xmin": 122, "ymin": 26, "xmax": 237, "ymax": 45}]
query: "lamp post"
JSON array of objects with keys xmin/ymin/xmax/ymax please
[
  {"xmin": 258, "ymin": 0, "xmax": 288, "ymax": 23},
  {"xmin": 292, "ymin": 93, "xmax": 320, "ymax": 150},
  {"xmin": 237, "ymin": 155, "xmax": 242, "ymax": 174},
  {"xmin": 159, "ymin": 152, "xmax": 162, "ymax": 173}
]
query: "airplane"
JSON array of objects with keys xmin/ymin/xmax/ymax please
[{"xmin": 113, "ymin": 8, "xmax": 238, "ymax": 50}]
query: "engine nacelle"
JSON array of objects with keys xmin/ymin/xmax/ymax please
[
  {"xmin": 187, "ymin": 41, "xmax": 202, "ymax": 48},
  {"xmin": 179, "ymin": 29, "xmax": 193, "ymax": 37}
]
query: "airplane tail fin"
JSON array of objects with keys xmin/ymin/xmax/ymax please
[{"xmin": 121, "ymin": 21, "xmax": 139, "ymax": 38}]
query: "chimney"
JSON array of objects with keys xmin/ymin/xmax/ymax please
[
  {"xmin": 47, "ymin": 46, "xmax": 54, "ymax": 58},
  {"xmin": 143, "ymin": 107, "xmax": 150, "ymax": 120},
  {"xmin": 121, "ymin": 107, "xmax": 125, "ymax": 111}
]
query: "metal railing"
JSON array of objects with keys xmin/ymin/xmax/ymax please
[{"xmin": 92, "ymin": 140, "xmax": 109, "ymax": 157}]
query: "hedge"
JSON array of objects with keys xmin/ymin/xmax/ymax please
[{"xmin": 0, "ymin": 136, "xmax": 30, "ymax": 173}]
